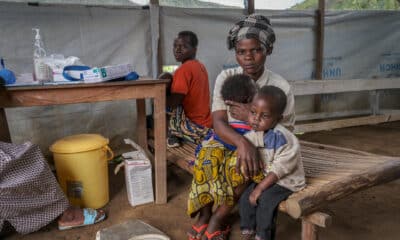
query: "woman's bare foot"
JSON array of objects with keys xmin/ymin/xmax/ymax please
[
  {"xmin": 203, "ymin": 204, "xmax": 233, "ymax": 240},
  {"xmin": 188, "ymin": 204, "xmax": 212, "ymax": 239},
  {"xmin": 58, "ymin": 206, "xmax": 105, "ymax": 229}
]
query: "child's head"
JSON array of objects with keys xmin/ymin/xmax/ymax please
[
  {"xmin": 173, "ymin": 31, "xmax": 198, "ymax": 63},
  {"xmin": 221, "ymin": 74, "xmax": 257, "ymax": 104},
  {"xmin": 248, "ymin": 85, "xmax": 287, "ymax": 131}
]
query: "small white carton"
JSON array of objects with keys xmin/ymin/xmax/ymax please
[{"xmin": 123, "ymin": 139, "xmax": 154, "ymax": 207}]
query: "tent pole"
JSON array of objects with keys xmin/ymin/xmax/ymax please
[
  {"xmin": 314, "ymin": 0, "xmax": 325, "ymax": 113},
  {"xmin": 246, "ymin": 0, "xmax": 255, "ymax": 15}
]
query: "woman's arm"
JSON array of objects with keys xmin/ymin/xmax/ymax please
[{"xmin": 213, "ymin": 110, "xmax": 261, "ymax": 178}]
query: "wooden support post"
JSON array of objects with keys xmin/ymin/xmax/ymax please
[
  {"xmin": 369, "ymin": 90, "xmax": 380, "ymax": 115},
  {"xmin": 246, "ymin": 0, "xmax": 255, "ymax": 15},
  {"xmin": 314, "ymin": 0, "xmax": 325, "ymax": 112},
  {"xmin": 153, "ymin": 84, "xmax": 167, "ymax": 204},
  {"xmin": 302, "ymin": 220, "xmax": 318, "ymax": 240},
  {"xmin": 136, "ymin": 99, "xmax": 147, "ymax": 151},
  {"xmin": 0, "ymin": 108, "xmax": 11, "ymax": 142},
  {"xmin": 150, "ymin": 0, "xmax": 162, "ymax": 77}
]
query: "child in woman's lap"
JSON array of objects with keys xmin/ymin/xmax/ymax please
[
  {"xmin": 188, "ymin": 74, "xmax": 305, "ymax": 240},
  {"xmin": 237, "ymin": 85, "xmax": 305, "ymax": 240}
]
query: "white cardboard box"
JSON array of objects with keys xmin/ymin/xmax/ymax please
[{"xmin": 123, "ymin": 139, "xmax": 154, "ymax": 207}]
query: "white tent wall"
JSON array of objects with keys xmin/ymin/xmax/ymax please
[
  {"xmin": 1, "ymin": 3, "xmax": 399, "ymax": 154},
  {"xmin": 319, "ymin": 10, "xmax": 400, "ymax": 113},
  {"xmin": 160, "ymin": 8, "xmax": 400, "ymax": 116},
  {"xmin": 0, "ymin": 3, "xmax": 152, "ymax": 154}
]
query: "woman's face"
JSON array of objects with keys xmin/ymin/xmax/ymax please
[{"xmin": 235, "ymin": 38, "xmax": 267, "ymax": 80}]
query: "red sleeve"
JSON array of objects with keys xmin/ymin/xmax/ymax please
[{"xmin": 171, "ymin": 63, "xmax": 191, "ymax": 95}]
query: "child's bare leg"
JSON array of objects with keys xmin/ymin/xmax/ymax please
[{"xmin": 188, "ymin": 202, "xmax": 213, "ymax": 239}]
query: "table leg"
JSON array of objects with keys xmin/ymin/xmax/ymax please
[
  {"xmin": 136, "ymin": 99, "xmax": 148, "ymax": 151},
  {"xmin": 153, "ymin": 85, "xmax": 167, "ymax": 204},
  {"xmin": 0, "ymin": 108, "xmax": 11, "ymax": 142}
]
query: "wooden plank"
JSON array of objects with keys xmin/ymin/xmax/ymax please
[
  {"xmin": 153, "ymin": 84, "xmax": 167, "ymax": 204},
  {"xmin": 302, "ymin": 212, "xmax": 332, "ymax": 228},
  {"xmin": 136, "ymin": 99, "xmax": 148, "ymax": 151},
  {"xmin": 0, "ymin": 108, "xmax": 11, "ymax": 142},
  {"xmin": 1, "ymin": 84, "xmax": 166, "ymax": 107},
  {"xmin": 294, "ymin": 114, "xmax": 400, "ymax": 133},
  {"xmin": 285, "ymin": 159, "xmax": 400, "ymax": 218},
  {"xmin": 5, "ymin": 79, "xmax": 169, "ymax": 91},
  {"xmin": 290, "ymin": 78, "xmax": 400, "ymax": 96},
  {"xmin": 296, "ymin": 109, "xmax": 371, "ymax": 121}
]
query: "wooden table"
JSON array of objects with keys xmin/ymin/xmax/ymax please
[{"xmin": 0, "ymin": 79, "xmax": 169, "ymax": 204}]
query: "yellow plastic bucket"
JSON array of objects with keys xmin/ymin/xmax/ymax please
[{"xmin": 50, "ymin": 134, "xmax": 114, "ymax": 209}]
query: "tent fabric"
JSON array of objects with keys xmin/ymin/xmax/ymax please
[{"xmin": 1, "ymin": 2, "xmax": 399, "ymax": 152}]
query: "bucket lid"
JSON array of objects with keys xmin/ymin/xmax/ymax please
[{"xmin": 50, "ymin": 134, "xmax": 109, "ymax": 153}]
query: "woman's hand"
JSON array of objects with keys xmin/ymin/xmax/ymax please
[
  {"xmin": 225, "ymin": 100, "xmax": 250, "ymax": 121},
  {"xmin": 236, "ymin": 138, "xmax": 260, "ymax": 179},
  {"xmin": 249, "ymin": 188, "xmax": 262, "ymax": 206}
]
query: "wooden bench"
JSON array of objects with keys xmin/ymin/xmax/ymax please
[
  {"xmin": 291, "ymin": 78, "xmax": 400, "ymax": 134},
  {"xmin": 166, "ymin": 141, "xmax": 400, "ymax": 240}
]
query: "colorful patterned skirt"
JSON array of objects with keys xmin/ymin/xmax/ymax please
[
  {"xmin": 167, "ymin": 106, "xmax": 210, "ymax": 144},
  {"xmin": 187, "ymin": 140, "xmax": 264, "ymax": 217}
]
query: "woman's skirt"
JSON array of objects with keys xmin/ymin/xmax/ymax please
[{"xmin": 187, "ymin": 140, "xmax": 264, "ymax": 217}]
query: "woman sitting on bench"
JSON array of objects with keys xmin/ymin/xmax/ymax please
[{"xmin": 186, "ymin": 14, "xmax": 297, "ymax": 240}]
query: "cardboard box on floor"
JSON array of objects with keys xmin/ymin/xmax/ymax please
[{"xmin": 122, "ymin": 139, "xmax": 154, "ymax": 207}]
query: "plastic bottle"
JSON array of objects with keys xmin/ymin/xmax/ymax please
[{"xmin": 32, "ymin": 28, "xmax": 51, "ymax": 82}]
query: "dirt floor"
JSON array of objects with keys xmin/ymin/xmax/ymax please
[{"xmin": 5, "ymin": 121, "xmax": 400, "ymax": 240}]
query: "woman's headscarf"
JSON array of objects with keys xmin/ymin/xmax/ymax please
[{"xmin": 227, "ymin": 14, "xmax": 276, "ymax": 50}]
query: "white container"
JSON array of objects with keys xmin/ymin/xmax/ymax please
[
  {"xmin": 123, "ymin": 139, "xmax": 154, "ymax": 207},
  {"xmin": 33, "ymin": 58, "xmax": 51, "ymax": 82},
  {"xmin": 32, "ymin": 28, "xmax": 51, "ymax": 82}
]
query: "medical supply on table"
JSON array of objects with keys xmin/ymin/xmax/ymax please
[
  {"xmin": 32, "ymin": 28, "xmax": 51, "ymax": 82},
  {"xmin": 62, "ymin": 65, "xmax": 91, "ymax": 81},
  {"xmin": 43, "ymin": 55, "xmax": 83, "ymax": 82},
  {"xmin": 0, "ymin": 58, "xmax": 16, "ymax": 85},
  {"xmin": 82, "ymin": 63, "xmax": 134, "ymax": 83}
]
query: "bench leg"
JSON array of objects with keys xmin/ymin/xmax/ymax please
[{"xmin": 302, "ymin": 219, "xmax": 318, "ymax": 240}]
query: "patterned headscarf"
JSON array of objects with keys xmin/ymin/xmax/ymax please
[{"xmin": 227, "ymin": 14, "xmax": 276, "ymax": 50}]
